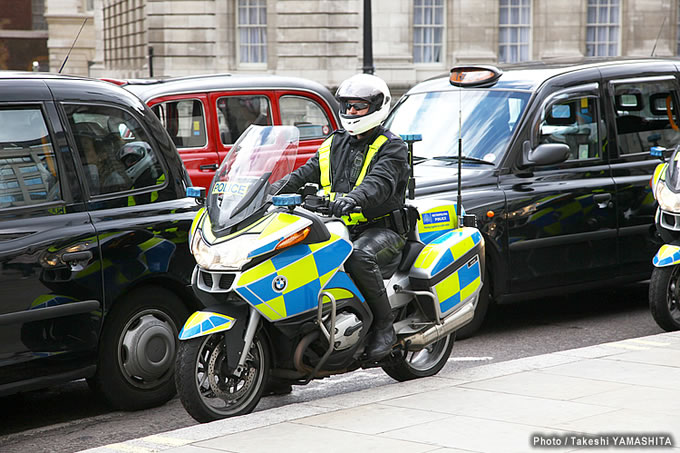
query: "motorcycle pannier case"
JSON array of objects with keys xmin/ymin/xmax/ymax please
[{"xmin": 409, "ymin": 227, "xmax": 484, "ymax": 322}]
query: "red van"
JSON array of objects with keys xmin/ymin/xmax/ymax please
[{"xmin": 119, "ymin": 74, "xmax": 341, "ymax": 189}]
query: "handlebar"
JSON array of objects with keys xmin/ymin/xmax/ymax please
[{"xmin": 301, "ymin": 195, "xmax": 362, "ymax": 218}]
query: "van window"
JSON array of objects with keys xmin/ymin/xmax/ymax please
[
  {"xmin": 0, "ymin": 107, "xmax": 60, "ymax": 208},
  {"xmin": 152, "ymin": 99, "xmax": 207, "ymax": 149},
  {"xmin": 279, "ymin": 95, "xmax": 331, "ymax": 139},
  {"xmin": 539, "ymin": 96, "xmax": 601, "ymax": 161},
  {"xmin": 612, "ymin": 79, "xmax": 680, "ymax": 155},
  {"xmin": 65, "ymin": 104, "xmax": 166, "ymax": 198},
  {"xmin": 216, "ymin": 95, "xmax": 272, "ymax": 145}
]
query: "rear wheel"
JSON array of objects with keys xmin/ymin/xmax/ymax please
[
  {"xmin": 649, "ymin": 265, "xmax": 680, "ymax": 331},
  {"xmin": 175, "ymin": 332, "xmax": 270, "ymax": 423},
  {"xmin": 381, "ymin": 333, "xmax": 454, "ymax": 381}
]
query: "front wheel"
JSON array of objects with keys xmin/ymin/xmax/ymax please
[
  {"xmin": 381, "ymin": 334, "xmax": 454, "ymax": 381},
  {"xmin": 649, "ymin": 265, "xmax": 680, "ymax": 331},
  {"xmin": 89, "ymin": 286, "xmax": 189, "ymax": 410},
  {"xmin": 175, "ymin": 332, "xmax": 270, "ymax": 423}
]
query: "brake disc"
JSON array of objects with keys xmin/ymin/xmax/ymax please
[{"xmin": 207, "ymin": 342, "xmax": 254, "ymax": 402}]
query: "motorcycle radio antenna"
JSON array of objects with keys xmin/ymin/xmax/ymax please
[
  {"xmin": 449, "ymin": 66, "xmax": 503, "ymax": 227},
  {"xmin": 59, "ymin": 17, "xmax": 89, "ymax": 74}
]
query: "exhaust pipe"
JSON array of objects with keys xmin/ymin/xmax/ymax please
[{"xmin": 400, "ymin": 302, "xmax": 474, "ymax": 350}]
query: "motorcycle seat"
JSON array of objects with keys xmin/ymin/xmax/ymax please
[{"xmin": 397, "ymin": 239, "xmax": 425, "ymax": 273}]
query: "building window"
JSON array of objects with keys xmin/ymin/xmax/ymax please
[
  {"xmin": 237, "ymin": 0, "xmax": 267, "ymax": 64},
  {"xmin": 32, "ymin": 0, "xmax": 47, "ymax": 30},
  {"xmin": 103, "ymin": 0, "xmax": 146, "ymax": 70},
  {"xmin": 498, "ymin": 0, "xmax": 531, "ymax": 63},
  {"xmin": 586, "ymin": 0, "xmax": 620, "ymax": 57},
  {"xmin": 413, "ymin": 0, "xmax": 444, "ymax": 64}
]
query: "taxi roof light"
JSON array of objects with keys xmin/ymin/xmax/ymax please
[{"xmin": 449, "ymin": 65, "xmax": 502, "ymax": 87}]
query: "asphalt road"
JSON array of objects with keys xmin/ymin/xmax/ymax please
[{"xmin": 0, "ymin": 281, "xmax": 664, "ymax": 453}]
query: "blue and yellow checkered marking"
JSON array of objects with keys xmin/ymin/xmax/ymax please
[
  {"xmin": 528, "ymin": 193, "xmax": 595, "ymax": 235},
  {"xmin": 434, "ymin": 256, "xmax": 482, "ymax": 315},
  {"xmin": 179, "ymin": 311, "xmax": 235, "ymax": 340},
  {"xmin": 653, "ymin": 244, "xmax": 680, "ymax": 267},
  {"xmin": 234, "ymin": 233, "xmax": 353, "ymax": 321},
  {"xmin": 414, "ymin": 227, "xmax": 482, "ymax": 273}
]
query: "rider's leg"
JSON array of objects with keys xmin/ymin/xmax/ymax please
[{"xmin": 345, "ymin": 228, "xmax": 405, "ymax": 360}]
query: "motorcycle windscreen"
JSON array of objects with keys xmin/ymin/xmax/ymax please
[
  {"xmin": 665, "ymin": 146, "xmax": 680, "ymax": 192},
  {"xmin": 207, "ymin": 125, "xmax": 299, "ymax": 234}
]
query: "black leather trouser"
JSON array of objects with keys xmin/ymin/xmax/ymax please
[{"xmin": 344, "ymin": 227, "xmax": 406, "ymax": 325}]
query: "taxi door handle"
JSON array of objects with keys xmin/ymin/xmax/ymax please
[
  {"xmin": 62, "ymin": 251, "xmax": 93, "ymax": 263},
  {"xmin": 593, "ymin": 193, "xmax": 612, "ymax": 208},
  {"xmin": 199, "ymin": 164, "xmax": 218, "ymax": 171}
]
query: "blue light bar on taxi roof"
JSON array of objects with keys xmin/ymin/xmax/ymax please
[{"xmin": 449, "ymin": 65, "xmax": 502, "ymax": 87}]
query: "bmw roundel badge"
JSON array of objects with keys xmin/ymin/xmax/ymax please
[{"xmin": 272, "ymin": 275, "xmax": 287, "ymax": 292}]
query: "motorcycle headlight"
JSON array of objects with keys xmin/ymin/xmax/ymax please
[
  {"xmin": 656, "ymin": 182, "xmax": 680, "ymax": 213},
  {"xmin": 191, "ymin": 229, "xmax": 258, "ymax": 271}
]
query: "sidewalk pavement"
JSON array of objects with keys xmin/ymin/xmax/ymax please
[{"xmin": 81, "ymin": 331, "xmax": 680, "ymax": 453}]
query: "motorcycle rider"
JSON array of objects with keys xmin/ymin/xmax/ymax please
[{"xmin": 275, "ymin": 73, "xmax": 410, "ymax": 361}]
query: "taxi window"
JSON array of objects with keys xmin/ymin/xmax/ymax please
[
  {"xmin": 539, "ymin": 96, "xmax": 601, "ymax": 161},
  {"xmin": 65, "ymin": 104, "xmax": 166, "ymax": 199},
  {"xmin": 0, "ymin": 107, "xmax": 60, "ymax": 208},
  {"xmin": 612, "ymin": 79, "xmax": 680, "ymax": 155},
  {"xmin": 216, "ymin": 95, "xmax": 272, "ymax": 145},
  {"xmin": 279, "ymin": 95, "xmax": 331, "ymax": 139},
  {"xmin": 151, "ymin": 99, "xmax": 207, "ymax": 149}
]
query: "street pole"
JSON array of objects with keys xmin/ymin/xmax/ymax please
[
  {"xmin": 362, "ymin": 0, "xmax": 374, "ymax": 74},
  {"xmin": 148, "ymin": 46, "xmax": 154, "ymax": 77}
]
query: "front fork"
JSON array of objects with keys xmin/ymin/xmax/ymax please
[{"xmin": 232, "ymin": 307, "xmax": 262, "ymax": 376}]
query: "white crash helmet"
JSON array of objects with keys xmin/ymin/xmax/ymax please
[{"xmin": 335, "ymin": 74, "xmax": 391, "ymax": 136}]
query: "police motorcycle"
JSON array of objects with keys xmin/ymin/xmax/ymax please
[
  {"xmin": 649, "ymin": 144, "xmax": 680, "ymax": 331},
  {"xmin": 175, "ymin": 125, "xmax": 485, "ymax": 422}
]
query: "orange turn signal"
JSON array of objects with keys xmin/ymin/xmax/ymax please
[
  {"xmin": 275, "ymin": 227, "xmax": 311, "ymax": 250},
  {"xmin": 486, "ymin": 210, "xmax": 495, "ymax": 218}
]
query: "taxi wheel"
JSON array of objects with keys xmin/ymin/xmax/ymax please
[
  {"xmin": 88, "ymin": 286, "xmax": 189, "ymax": 410},
  {"xmin": 649, "ymin": 266, "xmax": 680, "ymax": 332}
]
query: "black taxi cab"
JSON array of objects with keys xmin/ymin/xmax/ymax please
[
  {"xmin": 385, "ymin": 58, "xmax": 680, "ymax": 336},
  {"xmin": 114, "ymin": 74, "xmax": 341, "ymax": 189},
  {"xmin": 0, "ymin": 72, "xmax": 200, "ymax": 410}
]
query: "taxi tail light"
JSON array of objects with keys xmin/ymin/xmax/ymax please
[{"xmin": 275, "ymin": 227, "xmax": 311, "ymax": 250}]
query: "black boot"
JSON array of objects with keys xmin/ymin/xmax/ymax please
[
  {"xmin": 263, "ymin": 378, "xmax": 293, "ymax": 396},
  {"xmin": 364, "ymin": 313, "xmax": 396, "ymax": 361}
]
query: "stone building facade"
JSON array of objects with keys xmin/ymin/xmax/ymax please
[{"xmin": 47, "ymin": 0, "xmax": 679, "ymax": 93}]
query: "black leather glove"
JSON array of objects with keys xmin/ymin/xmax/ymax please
[{"xmin": 330, "ymin": 196, "xmax": 357, "ymax": 217}]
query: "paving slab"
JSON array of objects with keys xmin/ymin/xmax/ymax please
[
  {"xmin": 460, "ymin": 370, "xmax": 632, "ymax": 401},
  {"xmin": 382, "ymin": 386, "xmax": 616, "ymax": 426}
]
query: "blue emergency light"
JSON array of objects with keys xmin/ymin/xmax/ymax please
[
  {"xmin": 272, "ymin": 194, "xmax": 302, "ymax": 207},
  {"xmin": 186, "ymin": 186, "xmax": 206, "ymax": 199}
]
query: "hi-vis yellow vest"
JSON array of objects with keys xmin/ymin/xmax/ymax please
[{"xmin": 318, "ymin": 133, "xmax": 389, "ymax": 225}]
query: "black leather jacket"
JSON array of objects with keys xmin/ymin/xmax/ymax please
[{"xmin": 279, "ymin": 125, "xmax": 409, "ymax": 220}]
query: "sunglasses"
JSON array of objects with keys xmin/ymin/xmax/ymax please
[{"xmin": 343, "ymin": 101, "xmax": 370, "ymax": 111}]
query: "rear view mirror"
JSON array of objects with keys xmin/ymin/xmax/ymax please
[{"xmin": 520, "ymin": 141, "xmax": 570, "ymax": 168}]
